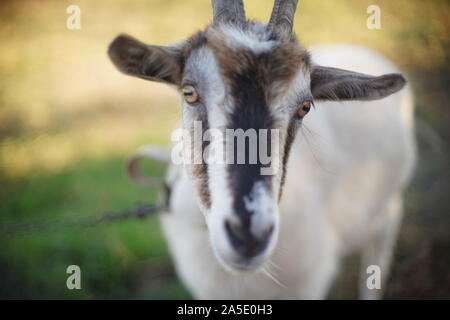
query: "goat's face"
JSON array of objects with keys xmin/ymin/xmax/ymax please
[
  {"xmin": 108, "ymin": 0, "xmax": 406, "ymax": 273},
  {"xmin": 180, "ymin": 24, "xmax": 312, "ymax": 271}
]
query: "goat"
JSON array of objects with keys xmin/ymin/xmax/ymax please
[{"xmin": 108, "ymin": 0, "xmax": 416, "ymax": 299}]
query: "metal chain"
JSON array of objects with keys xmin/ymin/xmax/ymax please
[
  {"xmin": 1, "ymin": 145, "xmax": 173, "ymax": 238},
  {"xmin": 0, "ymin": 203, "xmax": 166, "ymax": 238}
]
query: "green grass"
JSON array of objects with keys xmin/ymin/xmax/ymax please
[{"xmin": 0, "ymin": 156, "xmax": 191, "ymax": 299}]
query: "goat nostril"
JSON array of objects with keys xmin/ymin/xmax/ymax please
[
  {"xmin": 265, "ymin": 225, "xmax": 274, "ymax": 239},
  {"xmin": 224, "ymin": 221, "xmax": 246, "ymax": 246},
  {"xmin": 224, "ymin": 220, "xmax": 273, "ymax": 258}
]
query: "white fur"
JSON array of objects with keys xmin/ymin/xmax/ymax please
[
  {"xmin": 214, "ymin": 23, "xmax": 278, "ymax": 54},
  {"xmin": 160, "ymin": 44, "xmax": 416, "ymax": 299}
]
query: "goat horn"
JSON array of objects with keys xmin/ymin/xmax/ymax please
[
  {"xmin": 268, "ymin": 0, "xmax": 299, "ymax": 35},
  {"xmin": 212, "ymin": 0, "xmax": 246, "ymax": 24}
]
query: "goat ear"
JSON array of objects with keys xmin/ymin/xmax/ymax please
[
  {"xmin": 310, "ymin": 66, "xmax": 406, "ymax": 101},
  {"xmin": 108, "ymin": 34, "xmax": 182, "ymax": 85}
]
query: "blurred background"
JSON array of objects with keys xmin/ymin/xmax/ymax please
[{"xmin": 0, "ymin": 0, "xmax": 449, "ymax": 299}]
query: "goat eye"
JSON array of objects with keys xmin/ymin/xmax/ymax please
[
  {"xmin": 297, "ymin": 101, "xmax": 312, "ymax": 118},
  {"xmin": 182, "ymin": 85, "xmax": 199, "ymax": 104}
]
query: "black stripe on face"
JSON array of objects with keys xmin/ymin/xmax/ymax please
[{"xmin": 226, "ymin": 54, "xmax": 275, "ymax": 225}]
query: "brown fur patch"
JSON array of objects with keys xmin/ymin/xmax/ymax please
[
  {"xmin": 206, "ymin": 26, "xmax": 310, "ymax": 103},
  {"xmin": 278, "ymin": 118, "xmax": 299, "ymax": 201},
  {"xmin": 186, "ymin": 113, "xmax": 212, "ymax": 210},
  {"xmin": 191, "ymin": 163, "xmax": 211, "ymax": 209}
]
